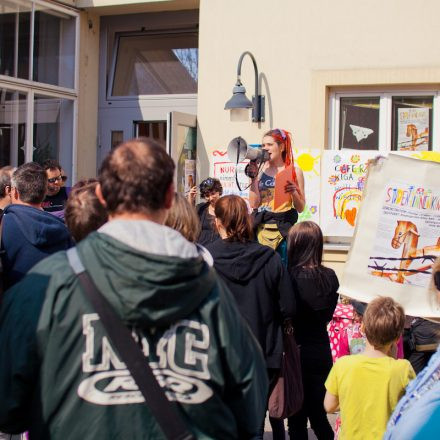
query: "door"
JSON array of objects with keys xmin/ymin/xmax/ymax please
[{"xmin": 167, "ymin": 111, "xmax": 197, "ymax": 196}]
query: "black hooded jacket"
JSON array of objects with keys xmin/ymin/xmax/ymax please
[{"xmin": 206, "ymin": 239, "xmax": 296, "ymax": 368}]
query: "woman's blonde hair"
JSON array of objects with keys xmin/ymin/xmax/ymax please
[{"xmin": 165, "ymin": 193, "xmax": 201, "ymax": 242}]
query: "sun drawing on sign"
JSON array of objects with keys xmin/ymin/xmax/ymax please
[{"xmin": 295, "ymin": 152, "xmax": 320, "ymax": 176}]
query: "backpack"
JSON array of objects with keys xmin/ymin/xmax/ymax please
[{"xmin": 327, "ymin": 303, "xmax": 354, "ymax": 363}]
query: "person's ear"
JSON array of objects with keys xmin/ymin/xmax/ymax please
[
  {"xmin": 164, "ymin": 182, "xmax": 175, "ymax": 210},
  {"xmin": 11, "ymin": 187, "xmax": 19, "ymax": 202},
  {"xmin": 95, "ymin": 183, "xmax": 107, "ymax": 207}
]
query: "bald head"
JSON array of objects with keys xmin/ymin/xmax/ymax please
[{"xmin": 99, "ymin": 138, "xmax": 175, "ymax": 216}]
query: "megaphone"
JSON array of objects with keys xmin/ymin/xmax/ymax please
[{"xmin": 227, "ymin": 136, "xmax": 269, "ymax": 163}]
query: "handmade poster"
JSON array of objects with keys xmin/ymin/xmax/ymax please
[
  {"xmin": 293, "ymin": 148, "xmax": 321, "ymax": 224},
  {"xmin": 397, "ymin": 107, "xmax": 429, "ymax": 151},
  {"xmin": 320, "ymin": 150, "xmax": 378, "ymax": 237},
  {"xmin": 184, "ymin": 159, "xmax": 196, "ymax": 194},
  {"xmin": 341, "ymin": 154, "xmax": 440, "ymax": 317},
  {"xmin": 210, "ymin": 149, "xmax": 250, "ymax": 200}
]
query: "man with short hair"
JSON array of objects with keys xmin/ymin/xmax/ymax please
[
  {"xmin": 0, "ymin": 162, "xmax": 73, "ymax": 289},
  {"xmin": 41, "ymin": 159, "xmax": 68, "ymax": 214},
  {"xmin": 0, "ymin": 166, "xmax": 14, "ymax": 215},
  {"xmin": 0, "ymin": 139, "xmax": 268, "ymax": 439}
]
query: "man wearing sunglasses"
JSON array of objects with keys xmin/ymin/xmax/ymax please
[{"xmin": 42, "ymin": 159, "xmax": 69, "ymax": 216}]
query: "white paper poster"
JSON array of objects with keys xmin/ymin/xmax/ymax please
[
  {"xmin": 210, "ymin": 149, "xmax": 250, "ymax": 200},
  {"xmin": 341, "ymin": 154, "xmax": 440, "ymax": 317},
  {"xmin": 397, "ymin": 107, "xmax": 429, "ymax": 151},
  {"xmin": 320, "ymin": 150, "xmax": 378, "ymax": 237},
  {"xmin": 294, "ymin": 148, "xmax": 321, "ymax": 224}
]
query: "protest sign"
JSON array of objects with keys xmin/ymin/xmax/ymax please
[
  {"xmin": 341, "ymin": 154, "xmax": 440, "ymax": 317},
  {"xmin": 320, "ymin": 150, "xmax": 377, "ymax": 236}
]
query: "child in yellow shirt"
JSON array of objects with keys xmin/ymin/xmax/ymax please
[{"xmin": 324, "ymin": 297, "xmax": 415, "ymax": 440}]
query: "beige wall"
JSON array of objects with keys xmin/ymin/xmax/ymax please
[
  {"xmin": 197, "ymin": 0, "xmax": 440, "ymax": 270},
  {"xmin": 76, "ymin": 10, "xmax": 100, "ymax": 181},
  {"xmin": 198, "ymin": 0, "xmax": 440, "ymax": 157}
]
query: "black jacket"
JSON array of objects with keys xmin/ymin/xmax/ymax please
[
  {"xmin": 290, "ymin": 267, "xmax": 339, "ymax": 373},
  {"xmin": 206, "ymin": 239, "xmax": 296, "ymax": 368},
  {"xmin": 196, "ymin": 202, "xmax": 220, "ymax": 246}
]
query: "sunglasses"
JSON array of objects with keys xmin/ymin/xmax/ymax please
[{"xmin": 48, "ymin": 175, "xmax": 68, "ymax": 184}]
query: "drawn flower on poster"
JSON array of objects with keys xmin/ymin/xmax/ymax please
[
  {"xmin": 328, "ymin": 175, "xmax": 339, "ymax": 185},
  {"xmin": 334, "ymin": 155, "xmax": 341, "ymax": 164},
  {"xmin": 351, "ymin": 154, "xmax": 360, "ymax": 164}
]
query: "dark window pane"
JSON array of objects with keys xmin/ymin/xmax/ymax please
[
  {"xmin": 339, "ymin": 97, "xmax": 380, "ymax": 150},
  {"xmin": 0, "ymin": 89, "xmax": 26, "ymax": 167},
  {"xmin": 33, "ymin": 95, "xmax": 73, "ymax": 175},
  {"xmin": 392, "ymin": 96, "xmax": 433, "ymax": 151},
  {"xmin": 33, "ymin": 9, "xmax": 75, "ymax": 88},
  {"xmin": 0, "ymin": 2, "xmax": 31, "ymax": 79},
  {"xmin": 112, "ymin": 33, "xmax": 198, "ymax": 96}
]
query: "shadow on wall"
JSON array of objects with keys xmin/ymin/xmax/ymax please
[{"xmin": 260, "ymin": 72, "xmax": 274, "ymax": 129}]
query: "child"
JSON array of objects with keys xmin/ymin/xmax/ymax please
[
  {"xmin": 324, "ymin": 297, "xmax": 415, "ymax": 440},
  {"xmin": 337, "ymin": 300, "xmax": 367, "ymax": 358}
]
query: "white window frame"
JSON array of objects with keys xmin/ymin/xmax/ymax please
[
  {"xmin": 0, "ymin": 0, "xmax": 79, "ymax": 179},
  {"xmin": 329, "ymin": 90, "xmax": 440, "ymax": 152}
]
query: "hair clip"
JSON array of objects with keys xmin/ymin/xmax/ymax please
[{"xmin": 277, "ymin": 129, "xmax": 286, "ymax": 140}]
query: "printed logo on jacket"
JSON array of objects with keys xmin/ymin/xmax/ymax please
[{"xmin": 78, "ymin": 314, "xmax": 213, "ymax": 405}]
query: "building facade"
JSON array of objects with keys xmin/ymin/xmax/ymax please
[{"xmin": 1, "ymin": 0, "xmax": 439, "ymax": 274}]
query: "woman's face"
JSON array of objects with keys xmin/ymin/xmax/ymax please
[{"xmin": 262, "ymin": 135, "xmax": 284, "ymax": 162}]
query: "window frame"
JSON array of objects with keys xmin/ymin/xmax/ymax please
[
  {"xmin": 0, "ymin": 0, "xmax": 79, "ymax": 178},
  {"xmin": 107, "ymin": 28, "xmax": 199, "ymax": 101},
  {"xmin": 329, "ymin": 90, "xmax": 440, "ymax": 152}
]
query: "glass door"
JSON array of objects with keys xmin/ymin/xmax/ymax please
[{"xmin": 167, "ymin": 111, "xmax": 197, "ymax": 196}]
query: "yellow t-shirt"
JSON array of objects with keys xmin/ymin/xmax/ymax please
[{"xmin": 325, "ymin": 354, "xmax": 415, "ymax": 440}]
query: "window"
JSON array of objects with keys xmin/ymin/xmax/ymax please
[
  {"xmin": 110, "ymin": 32, "xmax": 198, "ymax": 97},
  {"xmin": 330, "ymin": 91, "xmax": 439, "ymax": 151},
  {"xmin": 0, "ymin": 0, "xmax": 78, "ymax": 173},
  {"xmin": 0, "ymin": 88, "xmax": 27, "ymax": 167}
]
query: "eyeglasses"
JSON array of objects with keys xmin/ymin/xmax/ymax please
[{"xmin": 48, "ymin": 175, "xmax": 67, "ymax": 184}]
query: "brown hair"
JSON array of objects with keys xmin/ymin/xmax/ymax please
[
  {"xmin": 214, "ymin": 195, "xmax": 252, "ymax": 242},
  {"xmin": 363, "ymin": 297, "xmax": 405, "ymax": 349},
  {"xmin": 99, "ymin": 138, "xmax": 175, "ymax": 216},
  {"xmin": 164, "ymin": 193, "xmax": 201, "ymax": 243},
  {"xmin": 65, "ymin": 182, "xmax": 108, "ymax": 242}
]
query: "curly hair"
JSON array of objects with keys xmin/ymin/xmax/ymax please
[
  {"xmin": 99, "ymin": 138, "xmax": 175, "ymax": 215},
  {"xmin": 214, "ymin": 195, "xmax": 252, "ymax": 242},
  {"xmin": 199, "ymin": 177, "xmax": 223, "ymax": 199}
]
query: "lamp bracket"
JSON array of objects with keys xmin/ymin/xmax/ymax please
[{"xmin": 252, "ymin": 95, "xmax": 265, "ymax": 122}]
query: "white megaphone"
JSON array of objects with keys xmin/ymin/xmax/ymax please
[{"xmin": 227, "ymin": 136, "xmax": 269, "ymax": 163}]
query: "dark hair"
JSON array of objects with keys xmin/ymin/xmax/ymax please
[
  {"xmin": 42, "ymin": 159, "xmax": 62, "ymax": 172},
  {"xmin": 99, "ymin": 138, "xmax": 175, "ymax": 215},
  {"xmin": 165, "ymin": 193, "xmax": 201, "ymax": 242},
  {"xmin": 363, "ymin": 297, "xmax": 405, "ymax": 349},
  {"xmin": 214, "ymin": 195, "xmax": 252, "ymax": 242},
  {"xmin": 0, "ymin": 166, "xmax": 14, "ymax": 198},
  {"xmin": 288, "ymin": 221, "xmax": 323, "ymax": 268},
  {"xmin": 287, "ymin": 221, "xmax": 332, "ymax": 288},
  {"xmin": 11, "ymin": 162, "xmax": 47, "ymax": 204},
  {"xmin": 199, "ymin": 177, "xmax": 223, "ymax": 199},
  {"xmin": 65, "ymin": 182, "xmax": 108, "ymax": 242}
]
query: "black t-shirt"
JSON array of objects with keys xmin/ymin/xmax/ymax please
[{"xmin": 42, "ymin": 187, "xmax": 68, "ymax": 212}]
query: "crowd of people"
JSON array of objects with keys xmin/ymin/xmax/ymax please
[{"xmin": 0, "ymin": 130, "xmax": 438, "ymax": 439}]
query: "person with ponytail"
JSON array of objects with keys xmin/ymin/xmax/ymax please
[{"xmin": 248, "ymin": 129, "xmax": 305, "ymax": 262}]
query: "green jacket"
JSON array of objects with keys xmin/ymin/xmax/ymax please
[{"xmin": 0, "ymin": 223, "xmax": 268, "ymax": 439}]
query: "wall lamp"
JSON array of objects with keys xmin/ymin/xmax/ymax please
[{"xmin": 224, "ymin": 51, "xmax": 265, "ymax": 123}]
